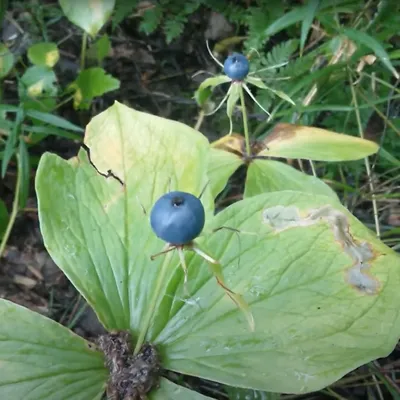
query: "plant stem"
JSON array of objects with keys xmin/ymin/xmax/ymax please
[
  {"xmin": 348, "ymin": 71, "xmax": 381, "ymax": 238},
  {"xmin": 0, "ymin": 155, "xmax": 22, "ymax": 258},
  {"xmin": 80, "ymin": 32, "xmax": 88, "ymax": 70},
  {"xmin": 194, "ymin": 110, "xmax": 205, "ymax": 131},
  {"xmin": 54, "ymin": 94, "xmax": 75, "ymax": 110},
  {"xmin": 239, "ymin": 86, "xmax": 251, "ymax": 156},
  {"xmin": 133, "ymin": 250, "xmax": 173, "ymax": 355}
]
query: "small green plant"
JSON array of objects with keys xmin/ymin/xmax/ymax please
[{"xmin": 0, "ymin": 102, "xmax": 399, "ymax": 399}]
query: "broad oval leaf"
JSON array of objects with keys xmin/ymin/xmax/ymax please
[
  {"xmin": 245, "ymin": 159, "xmax": 337, "ymax": 199},
  {"xmin": 259, "ymin": 123, "xmax": 379, "ymax": 161},
  {"xmin": 0, "ymin": 299, "xmax": 107, "ymax": 400},
  {"xmin": 0, "ymin": 43, "xmax": 14, "ymax": 78},
  {"xmin": 155, "ymin": 191, "xmax": 400, "ymax": 393},
  {"xmin": 28, "ymin": 42, "xmax": 59, "ymax": 67},
  {"xmin": 59, "ymin": 0, "xmax": 115, "ymax": 37},
  {"xmin": 19, "ymin": 66, "xmax": 58, "ymax": 98},
  {"xmin": 36, "ymin": 101, "xmax": 212, "ymax": 335},
  {"xmin": 208, "ymin": 148, "xmax": 243, "ymax": 199}
]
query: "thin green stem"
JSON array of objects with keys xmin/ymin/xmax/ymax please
[
  {"xmin": 239, "ymin": 86, "xmax": 251, "ymax": 156},
  {"xmin": 54, "ymin": 94, "xmax": 75, "ymax": 110},
  {"xmin": 194, "ymin": 110, "xmax": 205, "ymax": 131},
  {"xmin": 133, "ymin": 250, "xmax": 173, "ymax": 355},
  {"xmin": 349, "ymin": 72, "xmax": 381, "ymax": 238},
  {"xmin": 0, "ymin": 155, "xmax": 22, "ymax": 258},
  {"xmin": 80, "ymin": 32, "xmax": 88, "ymax": 70}
]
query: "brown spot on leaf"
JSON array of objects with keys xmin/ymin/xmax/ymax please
[
  {"xmin": 262, "ymin": 205, "xmax": 381, "ymax": 295},
  {"xmin": 211, "ymin": 133, "xmax": 245, "ymax": 156},
  {"xmin": 263, "ymin": 123, "xmax": 298, "ymax": 147}
]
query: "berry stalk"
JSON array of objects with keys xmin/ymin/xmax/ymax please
[{"xmin": 239, "ymin": 85, "xmax": 251, "ymax": 157}]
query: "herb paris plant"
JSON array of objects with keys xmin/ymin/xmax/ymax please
[
  {"xmin": 0, "ymin": 103, "xmax": 399, "ymax": 399},
  {"xmin": 195, "ymin": 42, "xmax": 295, "ymax": 148}
]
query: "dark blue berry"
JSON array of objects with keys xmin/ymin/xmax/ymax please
[
  {"xmin": 223, "ymin": 53, "xmax": 249, "ymax": 80},
  {"xmin": 150, "ymin": 191, "xmax": 205, "ymax": 245}
]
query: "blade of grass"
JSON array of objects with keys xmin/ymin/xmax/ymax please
[
  {"xmin": 300, "ymin": 0, "xmax": 321, "ymax": 56},
  {"xmin": 0, "ymin": 154, "xmax": 22, "ymax": 258},
  {"xmin": 1, "ymin": 107, "xmax": 24, "ymax": 178},
  {"xmin": 342, "ymin": 28, "xmax": 399, "ymax": 79},
  {"xmin": 18, "ymin": 139, "xmax": 30, "ymax": 209},
  {"xmin": 349, "ymin": 71, "xmax": 381, "ymax": 238},
  {"xmin": 25, "ymin": 109, "xmax": 83, "ymax": 132}
]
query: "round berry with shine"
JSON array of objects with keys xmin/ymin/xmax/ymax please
[
  {"xmin": 223, "ymin": 53, "xmax": 249, "ymax": 80},
  {"xmin": 150, "ymin": 191, "xmax": 205, "ymax": 245}
]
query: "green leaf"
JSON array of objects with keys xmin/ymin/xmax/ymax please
[
  {"xmin": 150, "ymin": 378, "xmax": 214, "ymax": 399},
  {"xmin": 244, "ymin": 159, "xmax": 338, "ymax": 199},
  {"xmin": 263, "ymin": 1, "xmax": 352, "ymax": 37},
  {"xmin": 342, "ymin": 28, "xmax": 399, "ymax": 79},
  {"xmin": 36, "ymin": 102, "xmax": 212, "ymax": 334},
  {"xmin": 300, "ymin": 0, "xmax": 320, "ymax": 55},
  {"xmin": 258, "ymin": 123, "xmax": 379, "ymax": 161},
  {"xmin": 0, "ymin": 299, "xmax": 107, "ymax": 399},
  {"xmin": 156, "ymin": 190, "xmax": 400, "ymax": 393},
  {"xmin": 87, "ymin": 34, "xmax": 111, "ymax": 64},
  {"xmin": 70, "ymin": 67, "xmax": 120, "ymax": 110},
  {"xmin": 197, "ymin": 75, "xmax": 231, "ymax": 92},
  {"xmin": 59, "ymin": 0, "xmax": 115, "ymax": 37},
  {"xmin": 246, "ymin": 77, "xmax": 295, "ymax": 105},
  {"xmin": 208, "ymin": 148, "xmax": 243, "ymax": 199},
  {"xmin": 28, "ymin": 42, "xmax": 59, "ymax": 68},
  {"xmin": 23, "ymin": 124, "xmax": 82, "ymax": 141},
  {"xmin": 194, "ymin": 86, "xmax": 212, "ymax": 109},
  {"xmin": 0, "ymin": 198, "xmax": 8, "ymax": 238},
  {"xmin": 25, "ymin": 109, "xmax": 83, "ymax": 132},
  {"xmin": 0, "ymin": 43, "xmax": 14, "ymax": 78},
  {"xmin": 19, "ymin": 65, "xmax": 58, "ymax": 98},
  {"xmin": 264, "ymin": 6, "xmax": 309, "ymax": 37},
  {"xmin": 195, "ymin": 75, "xmax": 231, "ymax": 112}
]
